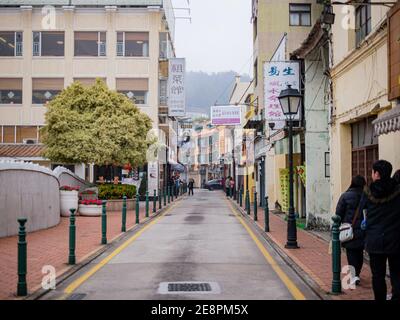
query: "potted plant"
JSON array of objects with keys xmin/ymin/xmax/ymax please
[
  {"xmin": 60, "ymin": 186, "xmax": 80, "ymax": 217},
  {"xmin": 78, "ymin": 199, "xmax": 103, "ymax": 217}
]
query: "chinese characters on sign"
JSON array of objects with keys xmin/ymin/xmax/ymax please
[
  {"xmin": 168, "ymin": 58, "xmax": 186, "ymax": 117},
  {"xmin": 263, "ymin": 61, "xmax": 300, "ymax": 126},
  {"xmin": 211, "ymin": 106, "xmax": 242, "ymax": 126}
]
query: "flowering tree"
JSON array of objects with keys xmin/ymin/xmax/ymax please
[{"xmin": 41, "ymin": 79, "xmax": 154, "ymax": 167}]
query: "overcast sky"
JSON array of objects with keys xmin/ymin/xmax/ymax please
[{"xmin": 172, "ymin": 0, "xmax": 253, "ymax": 75}]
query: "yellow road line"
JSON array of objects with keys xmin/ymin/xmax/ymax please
[
  {"xmin": 59, "ymin": 203, "xmax": 178, "ymax": 299},
  {"xmin": 226, "ymin": 200, "xmax": 306, "ymax": 300}
]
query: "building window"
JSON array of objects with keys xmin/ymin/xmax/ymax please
[
  {"xmin": 289, "ymin": 4, "xmax": 311, "ymax": 26},
  {"xmin": 355, "ymin": 1, "xmax": 371, "ymax": 46},
  {"xmin": 0, "ymin": 78, "xmax": 22, "ymax": 104},
  {"xmin": 33, "ymin": 31, "xmax": 64, "ymax": 56},
  {"xmin": 116, "ymin": 78, "xmax": 149, "ymax": 105},
  {"xmin": 0, "ymin": 31, "xmax": 23, "ymax": 56},
  {"xmin": 325, "ymin": 152, "xmax": 330, "ymax": 178},
  {"xmin": 116, "ymin": 32, "xmax": 149, "ymax": 57},
  {"xmin": 159, "ymin": 79, "xmax": 168, "ymax": 105},
  {"xmin": 159, "ymin": 32, "xmax": 171, "ymax": 59},
  {"xmin": 73, "ymin": 78, "xmax": 106, "ymax": 87},
  {"xmin": 74, "ymin": 32, "xmax": 106, "ymax": 57},
  {"xmin": 32, "ymin": 78, "xmax": 64, "ymax": 104}
]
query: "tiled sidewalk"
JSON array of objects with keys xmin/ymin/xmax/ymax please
[
  {"xmin": 0, "ymin": 199, "xmax": 174, "ymax": 300},
  {"xmin": 229, "ymin": 197, "xmax": 391, "ymax": 300}
]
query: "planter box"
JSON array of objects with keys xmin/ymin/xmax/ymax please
[
  {"xmin": 79, "ymin": 204, "xmax": 102, "ymax": 217},
  {"xmin": 60, "ymin": 190, "xmax": 79, "ymax": 217},
  {"xmin": 105, "ymin": 199, "xmax": 136, "ymax": 212}
]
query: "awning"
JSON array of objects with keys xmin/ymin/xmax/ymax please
[
  {"xmin": 0, "ymin": 144, "xmax": 46, "ymax": 158},
  {"xmin": 169, "ymin": 160, "xmax": 185, "ymax": 173},
  {"xmin": 243, "ymin": 115, "xmax": 263, "ymax": 129},
  {"xmin": 373, "ymin": 105, "xmax": 400, "ymax": 136}
]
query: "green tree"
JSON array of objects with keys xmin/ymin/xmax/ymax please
[{"xmin": 41, "ymin": 79, "xmax": 154, "ymax": 167}]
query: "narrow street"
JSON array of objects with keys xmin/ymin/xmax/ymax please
[{"xmin": 41, "ymin": 190, "xmax": 319, "ymax": 300}]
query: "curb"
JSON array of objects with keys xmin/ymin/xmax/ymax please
[
  {"xmin": 228, "ymin": 198, "xmax": 333, "ymax": 301},
  {"xmin": 24, "ymin": 198, "xmax": 184, "ymax": 300}
]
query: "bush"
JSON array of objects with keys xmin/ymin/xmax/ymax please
[{"xmin": 98, "ymin": 184, "xmax": 136, "ymax": 200}]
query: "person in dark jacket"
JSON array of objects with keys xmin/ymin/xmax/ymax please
[
  {"xmin": 363, "ymin": 160, "xmax": 400, "ymax": 301},
  {"xmin": 336, "ymin": 175, "xmax": 366, "ymax": 286},
  {"xmin": 188, "ymin": 178, "xmax": 194, "ymax": 196},
  {"xmin": 393, "ymin": 170, "xmax": 400, "ymax": 185}
]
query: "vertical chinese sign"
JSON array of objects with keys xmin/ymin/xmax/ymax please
[
  {"xmin": 168, "ymin": 58, "xmax": 186, "ymax": 117},
  {"xmin": 263, "ymin": 61, "xmax": 301, "ymax": 129}
]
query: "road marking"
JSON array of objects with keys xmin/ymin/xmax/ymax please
[
  {"xmin": 226, "ymin": 200, "xmax": 306, "ymax": 300},
  {"xmin": 59, "ymin": 202, "xmax": 179, "ymax": 300}
]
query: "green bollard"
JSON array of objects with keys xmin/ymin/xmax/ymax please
[
  {"xmin": 239, "ymin": 187, "xmax": 243, "ymax": 207},
  {"xmin": 153, "ymin": 189, "xmax": 157, "ymax": 212},
  {"xmin": 254, "ymin": 192, "xmax": 258, "ymax": 221},
  {"xmin": 121, "ymin": 196, "xmax": 127, "ymax": 232},
  {"xmin": 145, "ymin": 191, "xmax": 149, "ymax": 218},
  {"xmin": 164, "ymin": 187, "xmax": 167, "ymax": 206},
  {"xmin": 101, "ymin": 200, "xmax": 107, "ymax": 245},
  {"xmin": 17, "ymin": 218, "xmax": 28, "ymax": 296},
  {"xmin": 246, "ymin": 190, "xmax": 250, "ymax": 215},
  {"xmin": 136, "ymin": 192, "xmax": 140, "ymax": 224},
  {"xmin": 331, "ymin": 215, "xmax": 342, "ymax": 295},
  {"xmin": 68, "ymin": 209, "xmax": 76, "ymax": 265},
  {"xmin": 264, "ymin": 196, "xmax": 270, "ymax": 232},
  {"xmin": 171, "ymin": 186, "xmax": 174, "ymax": 202},
  {"xmin": 168, "ymin": 186, "xmax": 171, "ymax": 204},
  {"xmin": 159, "ymin": 189, "xmax": 162, "ymax": 209}
]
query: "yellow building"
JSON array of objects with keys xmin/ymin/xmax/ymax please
[
  {"xmin": 252, "ymin": 0, "xmax": 322, "ymax": 211},
  {"xmin": 0, "ymin": 0, "xmax": 178, "ymax": 186},
  {"xmin": 330, "ymin": 1, "xmax": 400, "ymax": 213}
]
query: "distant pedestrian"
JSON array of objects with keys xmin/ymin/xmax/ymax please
[
  {"xmin": 188, "ymin": 178, "xmax": 194, "ymax": 196},
  {"xmin": 393, "ymin": 170, "xmax": 400, "ymax": 185},
  {"xmin": 175, "ymin": 177, "xmax": 180, "ymax": 196},
  {"xmin": 362, "ymin": 160, "xmax": 400, "ymax": 301},
  {"xmin": 230, "ymin": 178, "xmax": 235, "ymax": 198},
  {"xmin": 336, "ymin": 175, "xmax": 366, "ymax": 286},
  {"xmin": 225, "ymin": 176, "xmax": 231, "ymax": 197}
]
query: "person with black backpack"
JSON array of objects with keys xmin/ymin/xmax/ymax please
[{"xmin": 336, "ymin": 175, "xmax": 366, "ymax": 286}]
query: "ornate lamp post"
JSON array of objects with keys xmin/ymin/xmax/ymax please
[{"xmin": 278, "ymin": 85, "xmax": 301, "ymax": 249}]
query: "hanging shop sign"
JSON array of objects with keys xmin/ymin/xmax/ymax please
[
  {"xmin": 211, "ymin": 105, "xmax": 242, "ymax": 126},
  {"xmin": 168, "ymin": 58, "xmax": 186, "ymax": 117}
]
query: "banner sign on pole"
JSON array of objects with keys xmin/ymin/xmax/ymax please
[
  {"xmin": 168, "ymin": 58, "xmax": 186, "ymax": 117},
  {"xmin": 211, "ymin": 106, "xmax": 242, "ymax": 126},
  {"xmin": 263, "ymin": 61, "xmax": 301, "ymax": 124}
]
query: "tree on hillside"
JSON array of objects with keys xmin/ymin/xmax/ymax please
[{"xmin": 41, "ymin": 79, "xmax": 154, "ymax": 167}]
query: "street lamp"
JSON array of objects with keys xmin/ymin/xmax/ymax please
[{"xmin": 278, "ymin": 85, "xmax": 301, "ymax": 249}]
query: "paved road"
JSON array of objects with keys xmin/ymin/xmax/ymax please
[{"xmin": 42, "ymin": 190, "xmax": 319, "ymax": 300}]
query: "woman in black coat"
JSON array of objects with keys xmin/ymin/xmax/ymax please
[{"xmin": 335, "ymin": 175, "xmax": 366, "ymax": 285}]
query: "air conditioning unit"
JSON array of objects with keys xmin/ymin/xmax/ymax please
[{"xmin": 23, "ymin": 139, "xmax": 37, "ymax": 144}]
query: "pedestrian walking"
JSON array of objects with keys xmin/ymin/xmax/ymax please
[
  {"xmin": 393, "ymin": 169, "xmax": 400, "ymax": 185},
  {"xmin": 175, "ymin": 177, "xmax": 180, "ymax": 196},
  {"xmin": 230, "ymin": 177, "xmax": 235, "ymax": 198},
  {"xmin": 225, "ymin": 176, "xmax": 231, "ymax": 197},
  {"xmin": 336, "ymin": 175, "xmax": 366, "ymax": 286},
  {"xmin": 188, "ymin": 178, "xmax": 194, "ymax": 196},
  {"xmin": 362, "ymin": 160, "xmax": 400, "ymax": 301}
]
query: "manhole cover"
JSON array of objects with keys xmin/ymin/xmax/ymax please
[
  {"xmin": 184, "ymin": 216, "xmax": 204, "ymax": 223},
  {"xmin": 158, "ymin": 282, "xmax": 221, "ymax": 294},
  {"xmin": 67, "ymin": 293, "xmax": 87, "ymax": 300}
]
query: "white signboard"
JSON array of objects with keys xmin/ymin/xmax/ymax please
[
  {"xmin": 168, "ymin": 58, "xmax": 186, "ymax": 117},
  {"xmin": 263, "ymin": 61, "xmax": 301, "ymax": 123},
  {"xmin": 211, "ymin": 106, "xmax": 242, "ymax": 126},
  {"xmin": 148, "ymin": 162, "xmax": 158, "ymax": 194}
]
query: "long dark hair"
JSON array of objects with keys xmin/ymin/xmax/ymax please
[
  {"xmin": 349, "ymin": 175, "xmax": 366, "ymax": 190},
  {"xmin": 393, "ymin": 170, "xmax": 400, "ymax": 185}
]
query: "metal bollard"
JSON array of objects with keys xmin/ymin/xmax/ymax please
[
  {"xmin": 145, "ymin": 191, "xmax": 149, "ymax": 218},
  {"xmin": 331, "ymin": 215, "xmax": 342, "ymax": 295},
  {"xmin": 239, "ymin": 187, "xmax": 243, "ymax": 207},
  {"xmin": 254, "ymin": 192, "xmax": 258, "ymax": 221},
  {"xmin": 153, "ymin": 189, "xmax": 157, "ymax": 212},
  {"xmin": 168, "ymin": 186, "xmax": 171, "ymax": 204},
  {"xmin": 68, "ymin": 209, "xmax": 76, "ymax": 265},
  {"xmin": 101, "ymin": 201, "xmax": 107, "ymax": 244},
  {"xmin": 164, "ymin": 187, "xmax": 167, "ymax": 206},
  {"xmin": 246, "ymin": 190, "xmax": 250, "ymax": 215},
  {"xmin": 121, "ymin": 196, "xmax": 127, "ymax": 232},
  {"xmin": 17, "ymin": 218, "xmax": 28, "ymax": 296},
  {"xmin": 136, "ymin": 192, "xmax": 140, "ymax": 224},
  {"xmin": 264, "ymin": 196, "xmax": 270, "ymax": 232},
  {"xmin": 159, "ymin": 189, "xmax": 162, "ymax": 209}
]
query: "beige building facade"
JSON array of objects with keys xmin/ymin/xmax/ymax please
[
  {"xmin": 0, "ymin": 1, "xmax": 177, "ymax": 185},
  {"xmin": 330, "ymin": 1, "xmax": 400, "ymax": 213}
]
